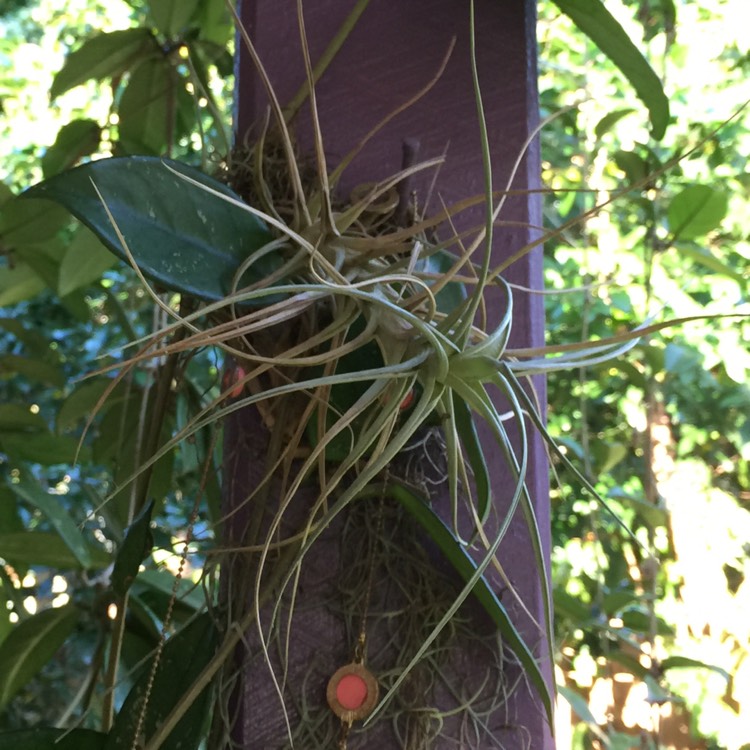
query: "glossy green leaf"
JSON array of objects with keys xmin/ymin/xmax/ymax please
[
  {"xmin": 0, "ymin": 604, "xmax": 79, "ymax": 709},
  {"xmin": 51, "ymin": 28, "xmax": 157, "ymax": 99},
  {"xmin": 112, "ymin": 501, "xmax": 154, "ymax": 597},
  {"xmin": 677, "ymin": 245, "xmax": 746, "ymax": 283},
  {"xmin": 0, "ymin": 404, "xmax": 47, "ymax": 432},
  {"xmin": 553, "ymin": 589, "xmax": 591, "ymax": 623},
  {"xmin": 149, "ymin": 0, "xmax": 201, "ymax": 37},
  {"xmin": 0, "ymin": 532, "xmax": 111, "ymax": 569},
  {"xmin": 118, "ymin": 58, "xmax": 183, "ymax": 155},
  {"xmin": 185, "ymin": 41, "xmax": 230, "ymax": 147},
  {"xmin": 0, "ymin": 318, "xmax": 49, "ymax": 356},
  {"xmin": 135, "ymin": 568, "xmax": 206, "ymax": 612},
  {"xmin": 601, "ymin": 589, "xmax": 638, "ymax": 615},
  {"xmin": 0, "ymin": 728, "xmax": 106, "ymax": 750},
  {"xmin": 416, "ymin": 249, "xmax": 467, "ymax": 315},
  {"xmin": 57, "ymin": 379, "xmax": 116, "ymax": 433},
  {"xmin": 614, "ymin": 149, "xmax": 650, "ymax": 185},
  {"xmin": 0, "ymin": 264, "xmax": 46, "ymax": 307},
  {"xmin": 0, "ymin": 432, "xmax": 87, "ymax": 465},
  {"xmin": 0, "ymin": 196, "xmax": 69, "ymax": 246},
  {"xmin": 391, "ymin": 483, "xmax": 554, "ymax": 725},
  {"xmin": 23, "ymin": 156, "xmax": 276, "ymax": 301},
  {"xmin": 557, "ymin": 684, "xmax": 600, "ymax": 727},
  {"xmin": 668, "ymin": 185, "xmax": 729, "ymax": 240},
  {"xmin": 12, "ymin": 244, "xmax": 65, "ymax": 297},
  {"xmin": 621, "ymin": 608, "xmax": 673, "ymax": 636},
  {"xmin": 92, "ymin": 389, "xmax": 174, "ymax": 527},
  {"xmin": 304, "ymin": 328, "xmax": 386, "ymax": 461},
  {"xmin": 551, "ymin": 0, "xmax": 669, "ymax": 139},
  {"xmin": 59, "ymin": 227, "xmax": 116, "ymax": 296},
  {"xmin": 590, "ymin": 440, "xmax": 628, "ymax": 475},
  {"xmin": 0, "ymin": 354, "xmax": 64, "ymax": 387},
  {"xmin": 0, "ymin": 582, "xmax": 11, "ymax": 649},
  {"xmin": 106, "ymin": 613, "xmax": 218, "ymax": 750},
  {"xmin": 594, "ymin": 108, "xmax": 635, "ymax": 139},
  {"xmin": 0, "ymin": 183, "xmax": 12, "ymax": 207},
  {"xmin": 194, "ymin": 0, "xmax": 232, "ymax": 47},
  {"xmin": 660, "ymin": 655, "xmax": 730, "ymax": 681},
  {"xmin": 0, "ymin": 486, "xmax": 23, "ymax": 536},
  {"xmin": 22, "ymin": 424, "xmax": 86, "ymax": 457},
  {"xmin": 41, "ymin": 119, "xmax": 101, "ymax": 178},
  {"xmin": 663, "ymin": 342, "xmax": 689, "ymax": 373},
  {"xmin": 8, "ymin": 475, "xmax": 92, "ymax": 568}
]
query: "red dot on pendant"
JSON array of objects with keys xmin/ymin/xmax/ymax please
[{"xmin": 335, "ymin": 673, "xmax": 368, "ymax": 710}]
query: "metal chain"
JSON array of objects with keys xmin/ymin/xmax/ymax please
[
  {"xmin": 130, "ymin": 429, "xmax": 218, "ymax": 750},
  {"xmin": 338, "ymin": 471, "xmax": 388, "ymax": 749}
]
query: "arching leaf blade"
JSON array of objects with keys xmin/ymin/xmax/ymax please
[
  {"xmin": 8, "ymin": 474, "xmax": 93, "ymax": 568},
  {"xmin": 0, "ymin": 605, "xmax": 79, "ymax": 710},
  {"xmin": 551, "ymin": 0, "xmax": 669, "ymax": 139},
  {"xmin": 51, "ymin": 28, "xmax": 157, "ymax": 99},
  {"xmin": 111, "ymin": 501, "xmax": 155, "ymax": 597},
  {"xmin": 667, "ymin": 185, "xmax": 729, "ymax": 240},
  {"xmin": 0, "ymin": 532, "xmax": 111, "ymax": 569},
  {"xmin": 41, "ymin": 119, "xmax": 101, "ymax": 178},
  {"xmin": 391, "ymin": 483, "xmax": 554, "ymax": 725},
  {"xmin": 149, "ymin": 0, "xmax": 201, "ymax": 37},
  {"xmin": 106, "ymin": 613, "xmax": 218, "ymax": 750},
  {"xmin": 0, "ymin": 264, "xmax": 46, "ymax": 307},
  {"xmin": 117, "ymin": 59, "xmax": 188, "ymax": 156}
]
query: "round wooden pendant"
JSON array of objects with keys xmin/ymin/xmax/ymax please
[{"xmin": 326, "ymin": 663, "xmax": 379, "ymax": 723}]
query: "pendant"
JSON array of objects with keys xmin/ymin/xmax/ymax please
[{"xmin": 326, "ymin": 662, "xmax": 379, "ymax": 723}]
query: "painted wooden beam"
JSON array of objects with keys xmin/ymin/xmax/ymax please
[{"xmin": 225, "ymin": 1, "xmax": 553, "ymax": 747}]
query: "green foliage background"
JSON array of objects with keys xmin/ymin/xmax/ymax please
[{"xmin": 0, "ymin": 0, "xmax": 748, "ymax": 748}]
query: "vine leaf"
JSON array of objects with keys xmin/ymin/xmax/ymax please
[
  {"xmin": 42, "ymin": 119, "xmax": 102, "ymax": 178},
  {"xmin": 667, "ymin": 185, "xmax": 729, "ymax": 240},
  {"xmin": 594, "ymin": 108, "xmax": 636, "ymax": 139},
  {"xmin": 0, "ymin": 432, "xmax": 89, "ymax": 466},
  {"xmin": 391, "ymin": 483, "xmax": 554, "ymax": 726},
  {"xmin": 105, "ymin": 613, "xmax": 218, "ymax": 750},
  {"xmin": 117, "ymin": 59, "xmax": 191, "ymax": 155},
  {"xmin": 59, "ymin": 227, "xmax": 116, "ymax": 296},
  {"xmin": 111, "ymin": 501, "xmax": 155, "ymax": 598},
  {"xmin": 0, "ymin": 404, "xmax": 47, "ymax": 432},
  {"xmin": 551, "ymin": 0, "xmax": 670, "ymax": 139},
  {"xmin": 149, "ymin": 0, "xmax": 202, "ymax": 37},
  {"xmin": 660, "ymin": 655, "xmax": 730, "ymax": 681},
  {"xmin": 0, "ymin": 195, "xmax": 70, "ymax": 246},
  {"xmin": 0, "ymin": 532, "xmax": 111, "ymax": 569},
  {"xmin": 22, "ymin": 157, "xmax": 276, "ymax": 301},
  {"xmin": 0, "ymin": 354, "xmax": 64, "ymax": 388},
  {"xmin": 51, "ymin": 28, "xmax": 157, "ymax": 99},
  {"xmin": 0, "ymin": 264, "xmax": 46, "ymax": 307},
  {"xmin": 8, "ymin": 474, "xmax": 93, "ymax": 568},
  {"xmin": 0, "ymin": 605, "xmax": 79, "ymax": 710}
]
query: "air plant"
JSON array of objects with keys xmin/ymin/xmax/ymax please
[{"xmin": 18, "ymin": 2, "xmax": 741, "ymax": 748}]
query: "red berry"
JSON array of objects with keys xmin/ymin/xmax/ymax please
[
  {"xmin": 399, "ymin": 389, "xmax": 414, "ymax": 411},
  {"xmin": 223, "ymin": 365, "xmax": 246, "ymax": 398}
]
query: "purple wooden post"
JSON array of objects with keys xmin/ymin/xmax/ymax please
[{"xmin": 225, "ymin": 1, "xmax": 552, "ymax": 747}]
